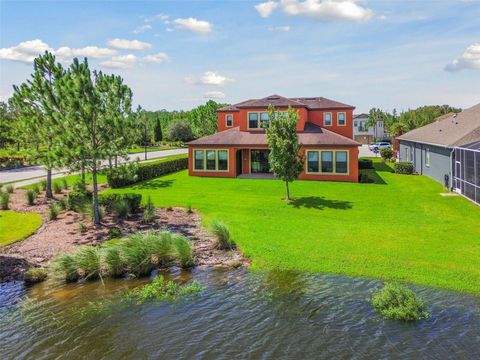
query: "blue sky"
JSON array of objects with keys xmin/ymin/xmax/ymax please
[{"xmin": 0, "ymin": 0, "xmax": 479, "ymax": 113}]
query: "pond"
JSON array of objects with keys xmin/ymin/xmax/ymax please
[{"xmin": 1, "ymin": 268, "xmax": 479, "ymax": 359}]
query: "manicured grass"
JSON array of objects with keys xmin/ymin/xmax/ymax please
[
  {"xmin": 22, "ymin": 172, "xmax": 108, "ymax": 190},
  {"xmin": 128, "ymin": 146, "xmax": 179, "ymax": 154},
  {"xmin": 105, "ymin": 160, "xmax": 480, "ymax": 294},
  {"xmin": 0, "ymin": 210, "xmax": 42, "ymax": 247}
]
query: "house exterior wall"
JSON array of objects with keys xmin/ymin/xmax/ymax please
[{"xmin": 398, "ymin": 140, "xmax": 452, "ymax": 187}]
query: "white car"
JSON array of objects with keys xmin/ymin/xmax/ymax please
[{"xmin": 369, "ymin": 142, "xmax": 391, "ymax": 152}]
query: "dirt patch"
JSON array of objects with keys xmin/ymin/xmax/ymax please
[{"xmin": 1, "ymin": 188, "xmax": 247, "ymax": 282}]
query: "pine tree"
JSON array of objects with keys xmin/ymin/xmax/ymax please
[{"xmin": 154, "ymin": 117, "xmax": 162, "ymax": 142}]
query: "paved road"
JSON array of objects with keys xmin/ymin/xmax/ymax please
[
  {"xmin": 0, "ymin": 148, "xmax": 188, "ymax": 186},
  {"xmin": 358, "ymin": 144, "xmax": 382, "ymax": 158}
]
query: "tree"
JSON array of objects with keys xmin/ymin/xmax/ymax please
[
  {"xmin": 265, "ymin": 106, "xmax": 304, "ymax": 201},
  {"xmin": 56, "ymin": 58, "xmax": 133, "ymax": 225},
  {"xmin": 135, "ymin": 106, "xmax": 151, "ymax": 160},
  {"xmin": 11, "ymin": 52, "xmax": 66, "ymax": 198},
  {"xmin": 166, "ymin": 119, "xmax": 194, "ymax": 142},
  {"xmin": 154, "ymin": 117, "xmax": 162, "ymax": 142},
  {"xmin": 188, "ymin": 100, "xmax": 225, "ymax": 137}
]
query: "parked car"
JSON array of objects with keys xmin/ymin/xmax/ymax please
[{"xmin": 369, "ymin": 142, "xmax": 391, "ymax": 151}]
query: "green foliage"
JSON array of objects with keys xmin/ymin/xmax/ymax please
[
  {"xmin": 358, "ymin": 159, "xmax": 374, "ymax": 169},
  {"xmin": 166, "ymin": 119, "xmax": 194, "ymax": 142},
  {"xmin": 187, "ymin": 100, "xmax": 226, "ymax": 137},
  {"xmin": 0, "ymin": 210, "xmax": 42, "ymax": 247},
  {"xmin": 112, "ymin": 199, "xmax": 130, "ymax": 220},
  {"xmin": 26, "ymin": 190, "xmax": 36, "ymax": 205},
  {"xmin": 73, "ymin": 179, "xmax": 87, "ymax": 192},
  {"xmin": 210, "ymin": 220, "xmax": 236, "ymax": 250},
  {"xmin": 154, "ymin": 117, "xmax": 163, "ymax": 142},
  {"xmin": 171, "ymin": 235, "xmax": 194, "ymax": 268},
  {"xmin": 187, "ymin": 204, "xmax": 193, "ymax": 214},
  {"xmin": 0, "ymin": 192, "xmax": 8, "ymax": 210},
  {"xmin": 142, "ymin": 196, "xmax": 156, "ymax": 223},
  {"xmin": 98, "ymin": 205, "xmax": 106, "ymax": 222},
  {"xmin": 75, "ymin": 246, "xmax": 103, "ymax": 280},
  {"xmin": 394, "ymin": 162, "xmax": 414, "ymax": 174},
  {"xmin": 265, "ymin": 106, "xmax": 304, "ymax": 200},
  {"xmin": 52, "ymin": 181, "xmax": 62, "ymax": 194},
  {"xmin": 372, "ymin": 283, "xmax": 430, "ymax": 321},
  {"xmin": 62, "ymin": 178, "xmax": 69, "ymax": 190},
  {"xmin": 52, "ymin": 253, "xmax": 80, "ymax": 282},
  {"xmin": 67, "ymin": 190, "xmax": 92, "ymax": 212},
  {"xmin": 98, "ymin": 193, "xmax": 142, "ymax": 213},
  {"xmin": 0, "ymin": 155, "xmax": 26, "ymax": 169},
  {"xmin": 108, "ymin": 227, "xmax": 122, "ymax": 239},
  {"xmin": 380, "ymin": 147, "xmax": 393, "ymax": 161},
  {"xmin": 5, "ymin": 185, "xmax": 14, "ymax": 193},
  {"xmin": 79, "ymin": 223, "xmax": 88, "ymax": 233},
  {"xmin": 32, "ymin": 184, "xmax": 40, "ymax": 194},
  {"xmin": 107, "ymin": 162, "xmax": 138, "ymax": 187},
  {"xmin": 124, "ymin": 275, "xmax": 202, "ymax": 304},
  {"xmin": 48, "ymin": 203, "xmax": 60, "ymax": 220},
  {"xmin": 57, "ymin": 198, "xmax": 68, "ymax": 211},
  {"xmin": 107, "ymin": 155, "xmax": 188, "ymax": 188},
  {"xmin": 104, "ymin": 246, "xmax": 125, "ymax": 277},
  {"xmin": 40, "ymin": 179, "xmax": 47, "ymax": 191},
  {"xmin": 24, "ymin": 267, "xmax": 48, "ymax": 285}
]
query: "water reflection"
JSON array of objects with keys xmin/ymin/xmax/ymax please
[{"xmin": 0, "ymin": 268, "xmax": 479, "ymax": 360}]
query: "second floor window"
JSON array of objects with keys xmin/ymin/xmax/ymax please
[
  {"xmin": 249, "ymin": 112, "xmax": 259, "ymax": 129},
  {"xmin": 260, "ymin": 112, "xmax": 270, "ymax": 126},
  {"xmin": 324, "ymin": 112, "xmax": 332, "ymax": 126},
  {"xmin": 338, "ymin": 112, "xmax": 346, "ymax": 126},
  {"xmin": 226, "ymin": 114, "xmax": 233, "ymax": 127}
]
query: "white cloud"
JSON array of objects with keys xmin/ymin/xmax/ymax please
[
  {"xmin": 255, "ymin": 0, "xmax": 373, "ymax": 21},
  {"xmin": 107, "ymin": 38, "xmax": 152, "ymax": 50},
  {"xmin": 204, "ymin": 91, "xmax": 225, "ymax": 99},
  {"xmin": 133, "ymin": 24, "xmax": 152, "ymax": 34},
  {"xmin": 445, "ymin": 43, "xmax": 480, "ymax": 72},
  {"xmin": 0, "ymin": 39, "xmax": 52, "ymax": 63},
  {"xmin": 100, "ymin": 54, "xmax": 137, "ymax": 69},
  {"xmin": 200, "ymin": 71, "xmax": 233, "ymax": 85},
  {"xmin": 268, "ymin": 25, "xmax": 291, "ymax": 31},
  {"xmin": 144, "ymin": 13, "xmax": 169, "ymax": 23},
  {"xmin": 378, "ymin": 15, "xmax": 388, "ymax": 21},
  {"xmin": 174, "ymin": 18, "xmax": 212, "ymax": 33},
  {"xmin": 255, "ymin": 1, "xmax": 279, "ymax": 17},
  {"xmin": 166, "ymin": 28, "xmax": 174, "ymax": 32},
  {"xmin": 56, "ymin": 46, "xmax": 116, "ymax": 59},
  {"xmin": 143, "ymin": 52, "xmax": 170, "ymax": 63}
]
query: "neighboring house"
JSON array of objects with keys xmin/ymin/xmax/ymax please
[
  {"xmin": 397, "ymin": 103, "xmax": 480, "ymax": 205},
  {"xmin": 353, "ymin": 113, "xmax": 390, "ymax": 144},
  {"xmin": 187, "ymin": 94, "xmax": 361, "ymax": 182}
]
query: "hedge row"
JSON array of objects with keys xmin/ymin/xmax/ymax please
[
  {"xmin": 358, "ymin": 159, "xmax": 374, "ymax": 170},
  {"xmin": 0, "ymin": 156, "xmax": 27, "ymax": 169},
  {"xmin": 394, "ymin": 162, "xmax": 414, "ymax": 175},
  {"xmin": 107, "ymin": 155, "xmax": 188, "ymax": 188}
]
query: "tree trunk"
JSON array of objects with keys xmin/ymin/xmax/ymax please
[
  {"xmin": 46, "ymin": 168, "xmax": 53, "ymax": 198},
  {"xmin": 92, "ymin": 161, "xmax": 100, "ymax": 225},
  {"xmin": 81, "ymin": 164, "xmax": 85, "ymax": 181},
  {"xmin": 285, "ymin": 181, "xmax": 290, "ymax": 201},
  {"xmin": 108, "ymin": 157, "xmax": 112, "ymax": 172},
  {"xmin": 114, "ymin": 155, "xmax": 118, "ymax": 168}
]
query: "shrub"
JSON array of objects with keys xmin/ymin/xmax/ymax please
[
  {"xmin": 380, "ymin": 147, "xmax": 393, "ymax": 161},
  {"xmin": 53, "ymin": 182, "xmax": 62, "ymax": 194},
  {"xmin": 40, "ymin": 179, "xmax": 47, "ymax": 191},
  {"xmin": 359, "ymin": 173, "xmax": 374, "ymax": 183},
  {"xmin": 107, "ymin": 156, "xmax": 188, "ymax": 188},
  {"xmin": 24, "ymin": 268, "xmax": 48, "ymax": 285},
  {"xmin": 98, "ymin": 193, "xmax": 142, "ymax": 213},
  {"xmin": 57, "ymin": 198, "xmax": 68, "ymax": 211},
  {"xmin": 79, "ymin": 223, "xmax": 88, "ymax": 233},
  {"xmin": 108, "ymin": 227, "xmax": 122, "ymax": 239},
  {"xmin": 32, "ymin": 184, "xmax": 40, "ymax": 194},
  {"xmin": 104, "ymin": 246, "xmax": 125, "ymax": 277},
  {"xmin": 171, "ymin": 235, "xmax": 194, "ymax": 268},
  {"xmin": 6, "ymin": 184, "xmax": 14, "ymax": 193},
  {"xmin": 166, "ymin": 119, "xmax": 194, "ymax": 142},
  {"xmin": 112, "ymin": 199, "xmax": 131, "ymax": 220},
  {"xmin": 73, "ymin": 179, "xmax": 87, "ymax": 192},
  {"xmin": 142, "ymin": 196, "xmax": 156, "ymax": 223},
  {"xmin": 0, "ymin": 192, "xmax": 9, "ymax": 210},
  {"xmin": 48, "ymin": 203, "xmax": 60, "ymax": 220},
  {"xmin": 187, "ymin": 204, "xmax": 193, "ymax": 214},
  {"xmin": 62, "ymin": 178, "xmax": 69, "ymax": 190},
  {"xmin": 98, "ymin": 205, "xmax": 106, "ymax": 222},
  {"xmin": 394, "ymin": 162, "xmax": 414, "ymax": 175},
  {"xmin": 372, "ymin": 283, "xmax": 430, "ymax": 321},
  {"xmin": 25, "ymin": 190, "xmax": 36, "ymax": 206},
  {"xmin": 358, "ymin": 159, "xmax": 373, "ymax": 170},
  {"xmin": 166, "ymin": 206, "xmax": 173, "ymax": 211},
  {"xmin": 67, "ymin": 190, "xmax": 92, "ymax": 212},
  {"xmin": 52, "ymin": 253, "xmax": 80, "ymax": 282},
  {"xmin": 107, "ymin": 162, "xmax": 138, "ymax": 188},
  {"xmin": 0, "ymin": 155, "xmax": 26, "ymax": 169},
  {"xmin": 210, "ymin": 220, "xmax": 236, "ymax": 250}
]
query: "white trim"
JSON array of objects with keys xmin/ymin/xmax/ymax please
[
  {"xmin": 193, "ymin": 148, "xmax": 230, "ymax": 172},
  {"xmin": 305, "ymin": 149, "xmax": 350, "ymax": 175},
  {"xmin": 337, "ymin": 112, "xmax": 346, "ymax": 126},
  {"xmin": 323, "ymin": 112, "xmax": 332, "ymax": 127},
  {"xmin": 225, "ymin": 114, "xmax": 233, "ymax": 127}
]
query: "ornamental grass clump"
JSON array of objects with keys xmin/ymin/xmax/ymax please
[
  {"xmin": 40, "ymin": 179, "xmax": 47, "ymax": 191},
  {"xmin": 5, "ymin": 184, "xmax": 14, "ymax": 194},
  {"xmin": 211, "ymin": 220, "xmax": 236, "ymax": 250},
  {"xmin": 1, "ymin": 191, "xmax": 9, "ymax": 210},
  {"xmin": 48, "ymin": 203, "xmax": 60, "ymax": 220},
  {"xmin": 372, "ymin": 283, "xmax": 430, "ymax": 321},
  {"xmin": 32, "ymin": 184, "xmax": 40, "ymax": 194},
  {"xmin": 113, "ymin": 199, "xmax": 130, "ymax": 220},
  {"xmin": 62, "ymin": 178, "xmax": 69, "ymax": 190},
  {"xmin": 171, "ymin": 234, "xmax": 194, "ymax": 268},
  {"xmin": 24, "ymin": 268, "xmax": 48, "ymax": 285},
  {"xmin": 26, "ymin": 190, "xmax": 36, "ymax": 205},
  {"xmin": 53, "ymin": 182, "xmax": 62, "ymax": 194},
  {"xmin": 142, "ymin": 196, "xmax": 156, "ymax": 223},
  {"xmin": 53, "ymin": 253, "xmax": 81, "ymax": 282},
  {"xmin": 104, "ymin": 246, "xmax": 125, "ymax": 277}
]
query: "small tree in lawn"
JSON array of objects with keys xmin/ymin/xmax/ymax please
[{"xmin": 265, "ymin": 106, "xmax": 304, "ymax": 201}]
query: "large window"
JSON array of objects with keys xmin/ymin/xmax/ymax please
[
  {"xmin": 248, "ymin": 112, "xmax": 259, "ymax": 129},
  {"xmin": 337, "ymin": 112, "xmax": 346, "ymax": 126},
  {"xmin": 193, "ymin": 149, "xmax": 229, "ymax": 172},
  {"xmin": 226, "ymin": 114, "xmax": 233, "ymax": 127},
  {"xmin": 306, "ymin": 150, "xmax": 349, "ymax": 174},
  {"xmin": 324, "ymin": 113, "xmax": 332, "ymax": 126}
]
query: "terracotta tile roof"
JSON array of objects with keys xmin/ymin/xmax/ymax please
[
  {"xmin": 397, "ymin": 103, "xmax": 480, "ymax": 147},
  {"xmin": 218, "ymin": 95, "xmax": 355, "ymax": 111},
  {"xmin": 188, "ymin": 124, "xmax": 360, "ymax": 147}
]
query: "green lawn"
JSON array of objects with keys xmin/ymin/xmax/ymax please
[
  {"xmin": 106, "ymin": 160, "xmax": 480, "ymax": 294},
  {"xmin": 22, "ymin": 172, "xmax": 108, "ymax": 190},
  {"xmin": 0, "ymin": 210, "xmax": 42, "ymax": 247}
]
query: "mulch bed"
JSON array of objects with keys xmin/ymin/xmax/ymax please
[{"xmin": 0, "ymin": 187, "xmax": 247, "ymax": 282}]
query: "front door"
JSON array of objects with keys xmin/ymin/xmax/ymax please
[
  {"xmin": 236, "ymin": 150, "xmax": 242, "ymax": 176},
  {"xmin": 250, "ymin": 150, "xmax": 271, "ymax": 174}
]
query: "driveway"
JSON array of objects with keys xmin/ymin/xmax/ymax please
[
  {"xmin": 358, "ymin": 144, "xmax": 382, "ymax": 158},
  {"xmin": 0, "ymin": 148, "xmax": 188, "ymax": 186}
]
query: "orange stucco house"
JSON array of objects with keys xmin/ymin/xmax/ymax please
[{"xmin": 187, "ymin": 95, "xmax": 360, "ymax": 182}]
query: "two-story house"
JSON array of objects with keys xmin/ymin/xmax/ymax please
[
  {"xmin": 187, "ymin": 95, "xmax": 361, "ymax": 182},
  {"xmin": 353, "ymin": 113, "xmax": 390, "ymax": 144}
]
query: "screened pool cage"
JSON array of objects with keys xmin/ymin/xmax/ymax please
[{"xmin": 453, "ymin": 141, "xmax": 480, "ymax": 205}]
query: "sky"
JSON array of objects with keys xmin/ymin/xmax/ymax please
[{"xmin": 0, "ymin": 0, "xmax": 479, "ymax": 113}]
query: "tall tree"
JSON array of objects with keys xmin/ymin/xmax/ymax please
[
  {"xmin": 265, "ymin": 106, "xmax": 304, "ymax": 201},
  {"xmin": 188, "ymin": 100, "xmax": 225, "ymax": 137},
  {"xmin": 135, "ymin": 106, "xmax": 151, "ymax": 160},
  {"xmin": 57, "ymin": 58, "xmax": 133, "ymax": 225},
  {"xmin": 11, "ymin": 52, "xmax": 65, "ymax": 198},
  {"xmin": 154, "ymin": 117, "xmax": 162, "ymax": 142}
]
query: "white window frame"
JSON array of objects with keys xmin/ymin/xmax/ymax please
[
  {"xmin": 305, "ymin": 150, "xmax": 350, "ymax": 175},
  {"xmin": 225, "ymin": 114, "xmax": 233, "ymax": 127},
  {"xmin": 337, "ymin": 112, "xmax": 346, "ymax": 126},
  {"xmin": 425, "ymin": 147, "xmax": 430, "ymax": 167},
  {"xmin": 324, "ymin": 112, "xmax": 332, "ymax": 126},
  {"xmin": 193, "ymin": 149, "xmax": 230, "ymax": 172},
  {"xmin": 247, "ymin": 111, "xmax": 260, "ymax": 130}
]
